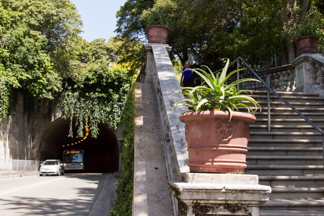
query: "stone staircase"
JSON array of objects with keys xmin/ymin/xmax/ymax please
[{"xmin": 244, "ymin": 91, "xmax": 324, "ymax": 215}]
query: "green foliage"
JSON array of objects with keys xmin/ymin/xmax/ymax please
[
  {"xmin": 115, "ymin": 0, "xmax": 155, "ymax": 41},
  {"xmin": 117, "ymin": 0, "xmax": 324, "ymax": 68},
  {"xmin": 172, "ymin": 59, "xmax": 261, "ymax": 121},
  {"xmin": 108, "ymin": 36, "xmax": 145, "ymax": 76},
  {"xmin": 292, "ymin": 9, "xmax": 324, "ymax": 39},
  {"xmin": 0, "ymin": 2, "xmax": 62, "ymax": 123},
  {"xmin": 77, "ymin": 38, "xmax": 114, "ymax": 64},
  {"xmin": 61, "ymin": 64, "xmax": 132, "ymax": 138},
  {"xmin": 1, "ymin": 0, "xmax": 83, "ymax": 80},
  {"xmin": 110, "ymin": 83, "xmax": 135, "ymax": 216},
  {"xmin": 142, "ymin": 7, "xmax": 169, "ymax": 27}
]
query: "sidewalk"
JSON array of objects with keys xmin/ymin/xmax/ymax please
[{"xmin": 0, "ymin": 170, "xmax": 39, "ymax": 178}]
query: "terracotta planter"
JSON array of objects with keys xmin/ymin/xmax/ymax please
[
  {"xmin": 296, "ymin": 35, "xmax": 318, "ymax": 55},
  {"xmin": 147, "ymin": 25, "xmax": 169, "ymax": 44},
  {"xmin": 179, "ymin": 111, "xmax": 256, "ymax": 174}
]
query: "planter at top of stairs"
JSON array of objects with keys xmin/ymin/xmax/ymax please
[
  {"xmin": 295, "ymin": 35, "xmax": 319, "ymax": 56},
  {"xmin": 146, "ymin": 25, "xmax": 169, "ymax": 44},
  {"xmin": 180, "ymin": 110, "xmax": 256, "ymax": 173}
]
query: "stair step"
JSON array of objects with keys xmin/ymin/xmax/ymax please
[
  {"xmin": 256, "ymin": 112, "xmax": 324, "ymax": 116},
  {"xmin": 253, "ymin": 118, "xmax": 324, "ymax": 126},
  {"xmin": 249, "ymin": 139, "xmax": 322, "ymax": 148},
  {"xmin": 250, "ymin": 125, "xmax": 324, "ymax": 132},
  {"xmin": 256, "ymin": 107, "xmax": 324, "ymax": 112},
  {"xmin": 250, "ymin": 131, "xmax": 323, "ymax": 139},
  {"xmin": 247, "ymin": 156, "xmax": 323, "ymax": 165},
  {"xmin": 251, "ymin": 95, "xmax": 323, "ymax": 102},
  {"xmin": 250, "ymin": 90, "xmax": 319, "ymax": 97},
  {"xmin": 256, "ymin": 101, "xmax": 324, "ymax": 106},
  {"xmin": 259, "ymin": 176, "xmax": 324, "ymax": 188},
  {"xmin": 270, "ymin": 187, "xmax": 324, "ymax": 200},
  {"xmin": 245, "ymin": 165, "xmax": 324, "ymax": 176},
  {"xmin": 261, "ymin": 199, "xmax": 324, "ymax": 211},
  {"xmin": 260, "ymin": 210, "xmax": 324, "ymax": 216},
  {"xmin": 248, "ymin": 147, "xmax": 323, "ymax": 156}
]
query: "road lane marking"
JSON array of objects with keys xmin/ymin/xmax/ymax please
[{"xmin": 0, "ymin": 173, "xmax": 84, "ymax": 197}]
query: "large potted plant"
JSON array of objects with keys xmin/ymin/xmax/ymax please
[
  {"xmin": 293, "ymin": 21, "xmax": 323, "ymax": 55},
  {"xmin": 172, "ymin": 59, "xmax": 261, "ymax": 173},
  {"xmin": 142, "ymin": 8, "xmax": 169, "ymax": 44}
]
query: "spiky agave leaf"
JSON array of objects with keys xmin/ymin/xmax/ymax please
[
  {"xmin": 227, "ymin": 95, "xmax": 261, "ymax": 111},
  {"xmin": 225, "ymin": 78, "xmax": 261, "ymax": 91},
  {"xmin": 219, "ymin": 58, "xmax": 230, "ymax": 83},
  {"xmin": 220, "ymin": 68, "xmax": 246, "ymax": 86}
]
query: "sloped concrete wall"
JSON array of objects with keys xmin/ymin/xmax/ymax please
[{"xmin": 144, "ymin": 44, "xmax": 190, "ymax": 215}]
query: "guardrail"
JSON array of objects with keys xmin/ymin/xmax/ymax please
[{"xmin": 0, "ymin": 159, "xmax": 40, "ymax": 171}]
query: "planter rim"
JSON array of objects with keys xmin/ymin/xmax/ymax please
[
  {"xmin": 179, "ymin": 111, "xmax": 256, "ymax": 124},
  {"xmin": 295, "ymin": 35, "xmax": 319, "ymax": 42},
  {"xmin": 146, "ymin": 25, "xmax": 170, "ymax": 31}
]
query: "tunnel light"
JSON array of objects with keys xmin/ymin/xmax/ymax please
[{"xmin": 63, "ymin": 126, "xmax": 89, "ymax": 148}]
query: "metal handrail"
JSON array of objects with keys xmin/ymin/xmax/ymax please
[{"xmin": 236, "ymin": 57, "xmax": 324, "ymax": 170}]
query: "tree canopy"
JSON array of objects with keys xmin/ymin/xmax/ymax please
[
  {"xmin": 116, "ymin": 0, "xmax": 324, "ymax": 70},
  {"xmin": 0, "ymin": 0, "xmax": 136, "ymax": 138}
]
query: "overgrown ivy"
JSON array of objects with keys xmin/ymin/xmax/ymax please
[
  {"xmin": 110, "ymin": 83, "xmax": 135, "ymax": 216},
  {"xmin": 60, "ymin": 63, "xmax": 132, "ymax": 138}
]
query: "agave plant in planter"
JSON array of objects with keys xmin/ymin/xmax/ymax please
[{"xmin": 172, "ymin": 59, "xmax": 261, "ymax": 173}]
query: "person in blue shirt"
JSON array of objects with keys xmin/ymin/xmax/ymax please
[{"xmin": 181, "ymin": 61, "xmax": 194, "ymax": 87}]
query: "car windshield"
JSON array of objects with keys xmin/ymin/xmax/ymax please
[{"xmin": 43, "ymin": 161, "xmax": 58, "ymax": 165}]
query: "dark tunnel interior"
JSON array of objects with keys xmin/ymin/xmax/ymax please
[{"xmin": 38, "ymin": 118, "xmax": 119, "ymax": 173}]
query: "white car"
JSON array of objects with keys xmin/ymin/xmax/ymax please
[{"xmin": 39, "ymin": 159, "xmax": 64, "ymax": 176}]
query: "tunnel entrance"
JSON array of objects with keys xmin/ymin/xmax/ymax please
[{"xmin": 38, "ymin": 118, "xmax": 119, "ymax": 173}]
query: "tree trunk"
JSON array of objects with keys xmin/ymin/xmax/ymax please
[
  {"xmin": 280, "ymin": 40, "xmax": 288, "ymax": 65},
  {"xmin": 286, "ymin": 34, "xmax": 296, "ymax": 63}
]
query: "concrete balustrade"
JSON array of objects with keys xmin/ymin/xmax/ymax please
[{"xmin": 292, "ymin": 53, "xmax": 324, "ymax": 96}]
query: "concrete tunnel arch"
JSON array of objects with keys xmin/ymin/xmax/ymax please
[{"xmin": 37, "ymin": 117, "xmax": 119, "ymax": 173}]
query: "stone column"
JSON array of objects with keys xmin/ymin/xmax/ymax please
[
  {"xmin": 292, "ymin": 53, "xmax": 324, "ymax": 94},
  {"xmin": 170, "ymin": 173, "xmax": 271, "ymax": 216}
]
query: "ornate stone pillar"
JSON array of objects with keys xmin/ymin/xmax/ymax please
[
  {"xmin": 170, "ymin": 173, "xmax": 271, "ymax": 216},
  {"xmin": 291, "ymin": 53, "xmax": 324, "ymax": 94}
]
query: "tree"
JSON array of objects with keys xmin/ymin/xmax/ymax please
[
  {"xmin": 1, "ymin": 0, "xmax": 83, "ymax": 78},
  {"xmin": 108, "ymin": 37, "xmax": 145, "ymax": 76},
  {"xmin": 115, "ymin": 0, "xmax": 154, "ymax": 42},
  {"xmin": 0, "ymin": 3, "xmax": 62, "ymax": 123},
  {"xmin": 77, "ymin": 38, "xmax": 114, "ymax": 64}
]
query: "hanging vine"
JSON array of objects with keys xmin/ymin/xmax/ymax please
[{"xmin": 60, "ymin": 63, "xmax": 132, "ymax": 138}]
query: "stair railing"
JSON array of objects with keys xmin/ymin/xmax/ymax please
[{"xmin": 194, "ymin": 57, "xmax": 324, "ymax": 169}]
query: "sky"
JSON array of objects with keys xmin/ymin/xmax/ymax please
[{"xmin": 70, "ymin": 0, "xmax": 128, "ymax": 42}]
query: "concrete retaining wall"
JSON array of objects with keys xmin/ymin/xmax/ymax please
[{"xmin": 0, "ymin": 92, "xmax": 61, "ymax": 171}]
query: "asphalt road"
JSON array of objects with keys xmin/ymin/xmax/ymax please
[{"xmin": 0, "ymin": 173, "xmax": 116, "ymax": 216}]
